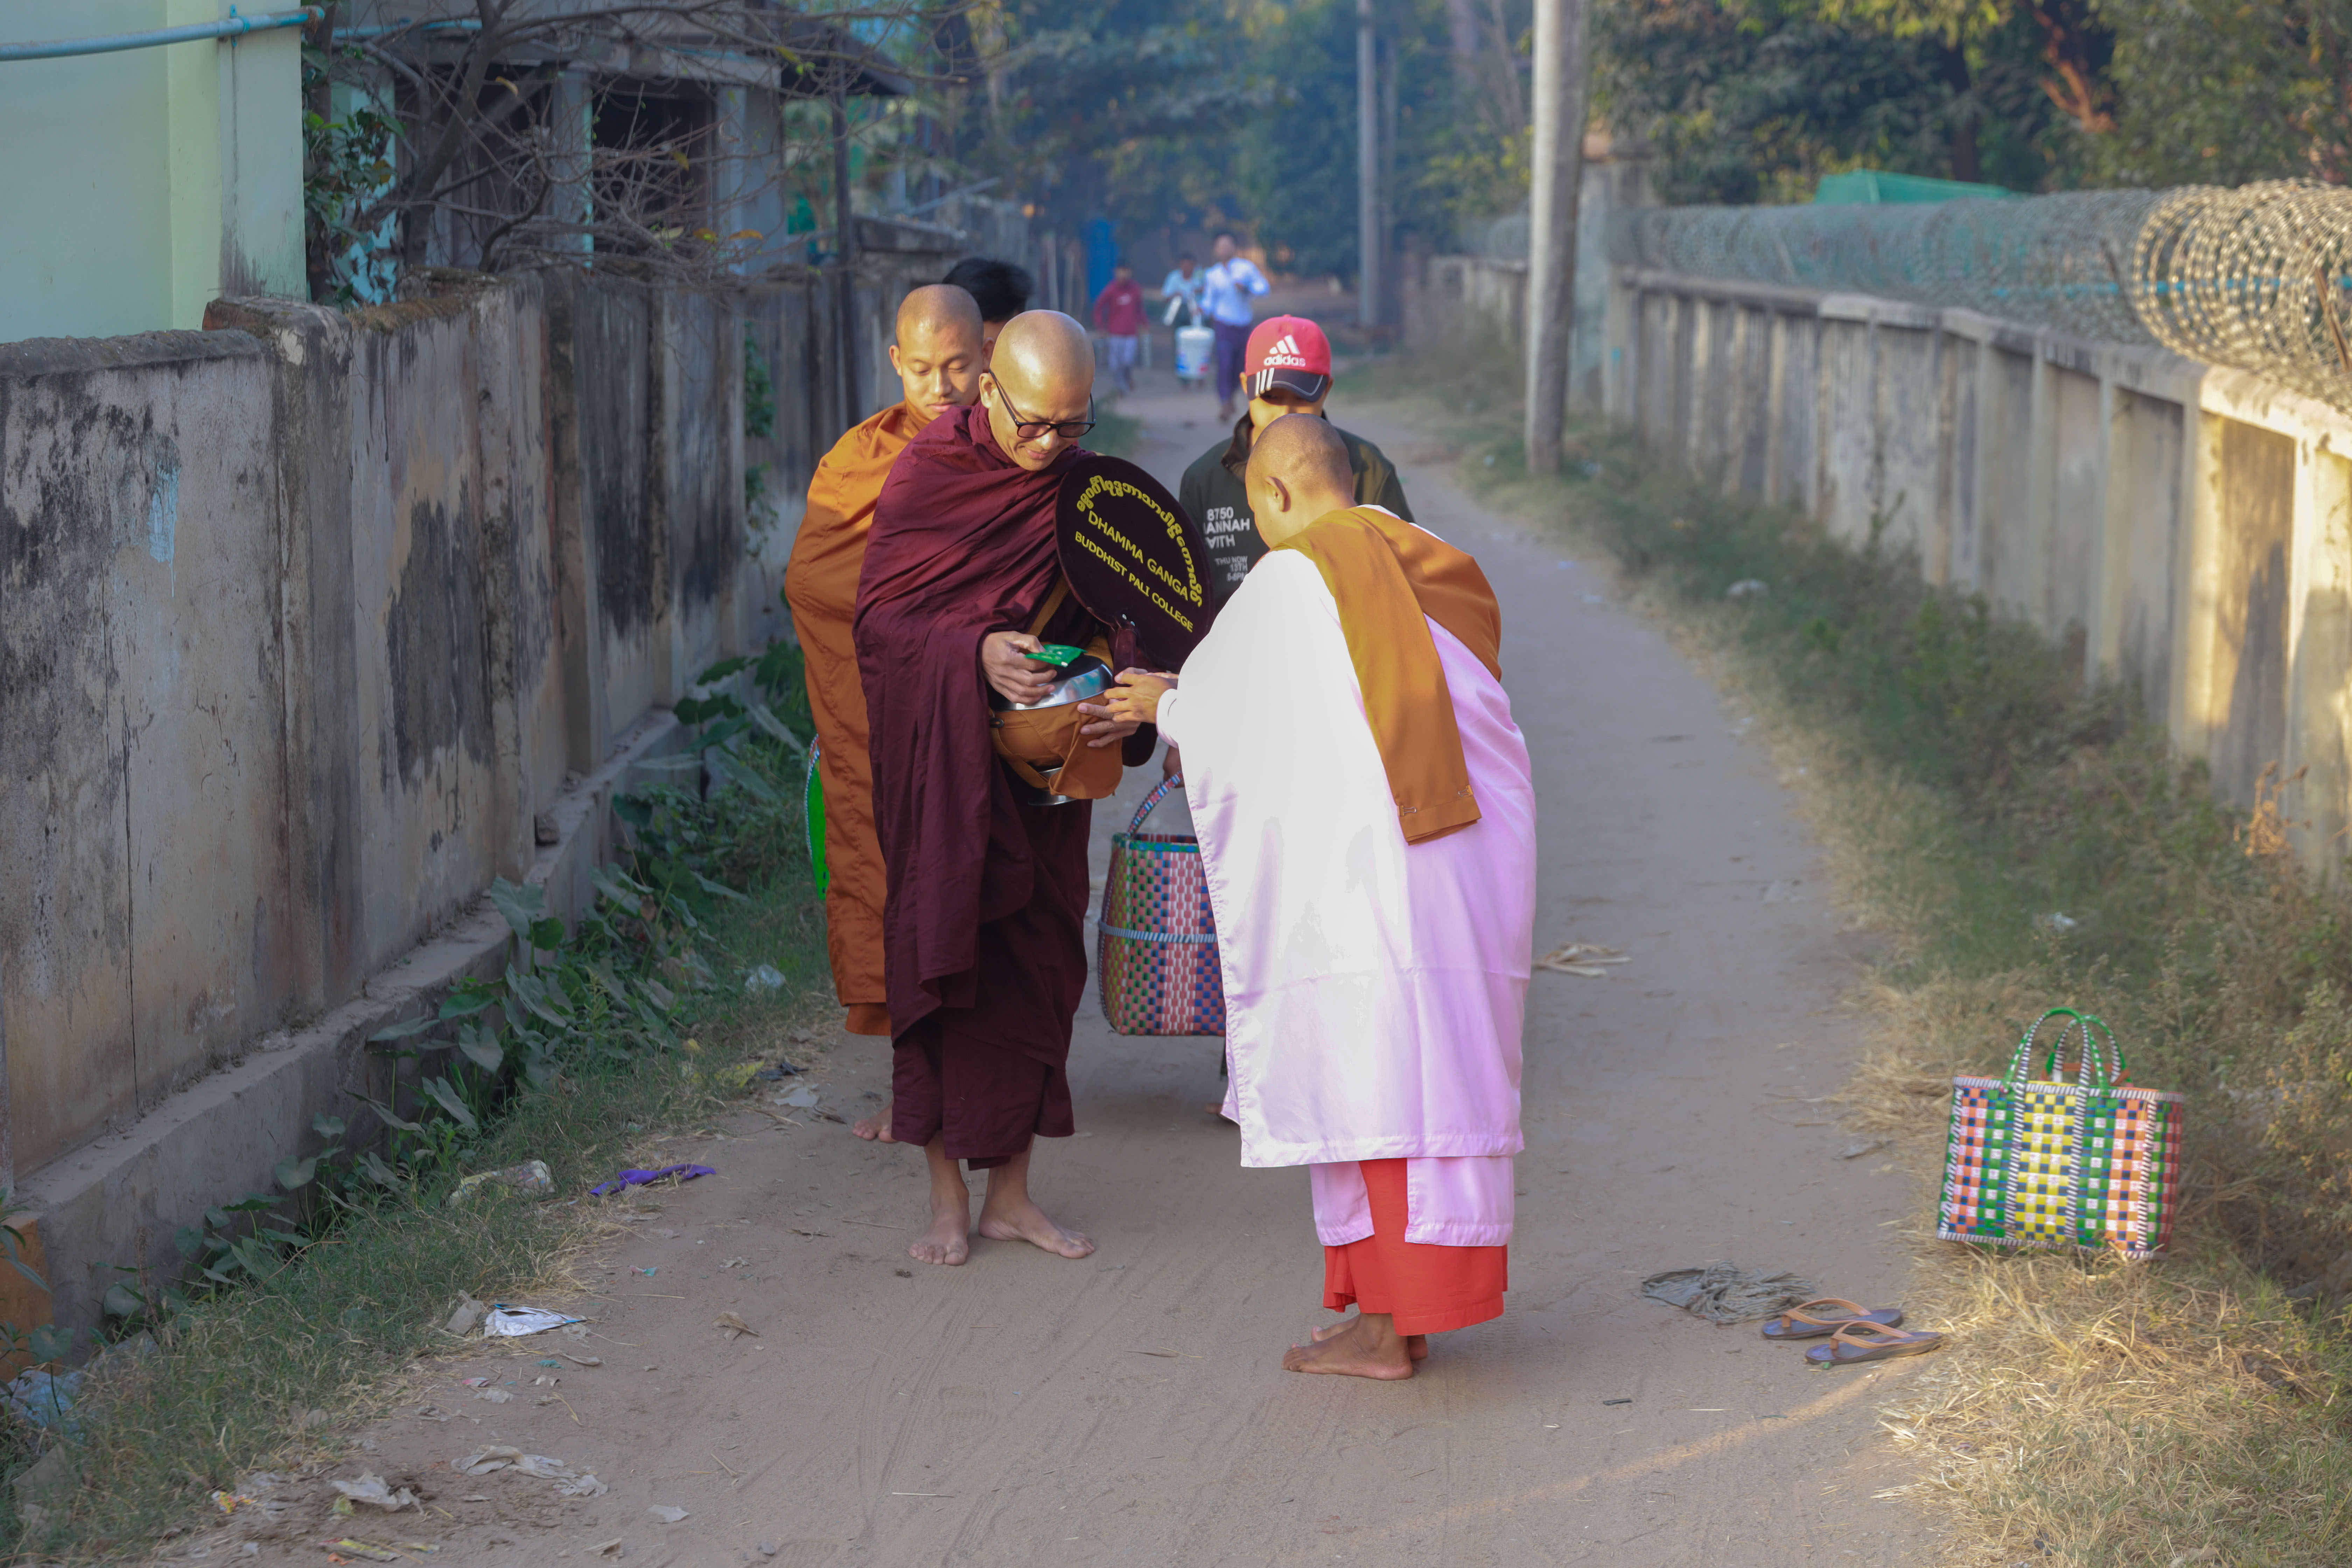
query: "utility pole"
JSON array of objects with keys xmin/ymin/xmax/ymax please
[
  {"xmin": 1523, "ymin": 0, "xmax": 1589, "ymax": 472},
  {"xmin": 1357, "ymin": 0, "xmax": 1379, "ymax": 330},
  {"xmin": 831, "ymin": 80, "xmax": 860, "ymax": 427}
]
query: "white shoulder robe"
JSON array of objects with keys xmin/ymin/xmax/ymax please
[{"xmin": 1154, "ymin": 536, "xmax": 1536, "ymax": 1247}]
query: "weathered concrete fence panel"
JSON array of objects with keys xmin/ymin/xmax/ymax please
[
  {"xmin": 0, "ymin": 332, "xmax": 296, "ymax": 1177},
  {"xmin": 0, "ymin": 268, "xmax": 792, "ymax": 1327},
  {"xmin": 1602, "ymin": 266, "xmax": 2352, "ymax": 869}
]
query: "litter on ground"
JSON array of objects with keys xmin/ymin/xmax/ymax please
[
  {"xmin": 1, "ymin": 1367, "xmax": 83, "ymax": 1432},
  {"xmin": 482, "ymin": 1304, "xmax": 584, "ymax": 1337},
  {"xmin": 328, "ymin": 1474, "xmax": 418, "ymax": 1511},
  {"xmin": 447, "ymin": 1160, "xmax": 555, "ymax": 1206},
  {"xmin": 1641, "ymin": 1264, "xmax": 1823, "ymax": 1324},
  {"xmin": 318, "ymin": 1539, "xmax": 438, "ymax": 1562},
  {"xmin": 1535, "ymin": 943, "xmax": 1631, "ymax": 978},
  {"xmin": 590, "ymin": 1163, "xmax": 716, "ymax": 1198},
  {"xmin": 648, "ymin": 1504, "xmax": 690, "ymax": 1523}
]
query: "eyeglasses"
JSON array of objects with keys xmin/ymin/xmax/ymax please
[{"xmin": 990, "ymin": 380, "xmax": 1096, "ymax": 441}]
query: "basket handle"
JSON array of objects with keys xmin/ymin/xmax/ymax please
[
  {"xmin": 2008, "ymin": 1007, "xmax": 2125, "ymax": 1091},
  {"xmin": 1126, "ymin": 771, "xmax": 1184, "ymax": 836}
]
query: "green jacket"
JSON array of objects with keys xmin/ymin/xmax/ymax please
[{"xmin": 1178, "ymin": 413, "xmax": 1413, "ymax": 605}]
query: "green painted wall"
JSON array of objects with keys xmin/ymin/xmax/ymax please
[{"xmin": 0, "ymin": 0, "xmax": 303, "ymax": 343}]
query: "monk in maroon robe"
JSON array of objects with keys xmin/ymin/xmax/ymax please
[{"xmin": 854, "ymin": 312, "xmax": 1148, "ymax": 1266}]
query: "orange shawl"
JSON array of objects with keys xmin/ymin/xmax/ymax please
[
  {"xmin": 782, "ymin": 401, "xmax": 927, "ymax": 1030},
  {"xmin": 1274, "ymin": 506, "xmax": 1502, "ymax": 844}
]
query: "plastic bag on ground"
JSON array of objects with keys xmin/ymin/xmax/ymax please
[
  {"xmin": 329, "ymin": 1473, "xmax": 419, "ymax": 1511},
  {"xmin": 483, "ymin": 1304, "xmax": 584, "ymax": 1337},
  {"xmin": 2, "ymin": 1368, "xmax": 84, "ymax": 1433},
  {"xmin": 448, "ymin": 1161, "xmax": 555, "ymax": 1206}
]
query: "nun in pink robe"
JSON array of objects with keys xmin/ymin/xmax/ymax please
[{"xmin": 1124, "ymin": 471, "xmax": 1536, "ymax": 1373}]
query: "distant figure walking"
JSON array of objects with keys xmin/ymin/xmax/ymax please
[
  {"xmin": 1161, "ymin": 253, "xmax": 1205, "ymax": 328},
  {"xmin": 1092, "ymin": 262, "xmax": 1145, "ymax": 395},
  {"xmin": 1200, "ymin": 231, "xmax": 1270, "ymax": 421}
]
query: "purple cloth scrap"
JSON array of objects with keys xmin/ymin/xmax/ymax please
[{"xmin": 589, "ymin": 1162, "xmax": 716, "ymax": 1198}]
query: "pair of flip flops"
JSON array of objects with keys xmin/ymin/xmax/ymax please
[{"xmin": 1760, "ymin": 1297, "xmax": 1944, "ymax": 1366}]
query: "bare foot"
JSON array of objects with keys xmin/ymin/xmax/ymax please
[
  {"xmin": 852, "ymin": 1098, "xmax": 896, "ymax": 1142},
  {"xmin": 910, "ymin": 1134, "xmax": 969, "ymax": 1266},
  {"xmin": 1285, "ymin": 1314, "xmax": 1414, "ymax": 1379},
  {"xmin": 909, "ymin": 1204, "xmax": 969, "ymax": 1267},
  {"xmin": 1314, "ymin": 1320, "xmax": 1427, "ymax": 1361},
  {"xmin": 976, "ymin": 1193, "xmax": 1096, "ymax": 1259}
]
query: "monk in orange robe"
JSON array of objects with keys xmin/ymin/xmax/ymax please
[{"xmin": 784, "ymin": 284, "xmax": 986, "ymax": 1092}]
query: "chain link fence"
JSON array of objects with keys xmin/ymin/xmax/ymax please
[{"xmin": 1611, "ymin": 181, "xmax": 2352, "ymax": 412}]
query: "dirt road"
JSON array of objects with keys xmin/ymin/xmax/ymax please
[{"xmin": 252, "ymin": 366, "xmax": 1939, "ymax": 1566}]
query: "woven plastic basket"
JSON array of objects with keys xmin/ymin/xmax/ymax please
[
  {"xmin": 1096, "ymin": 776, "xmax": 1225, "ymax": 1036},
  {"xmin": 1938, "ymin": 1008, "xmax": 2184, "ymax": 1260}
]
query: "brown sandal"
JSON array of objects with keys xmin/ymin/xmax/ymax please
[
  {"xmin": 1759, "ymin": 1297, "xmax": 1905, "ymax": 1340},
  {"xmin": 1802, "ymin": 1321, "xmax": 1944, "ymax": 1367}
]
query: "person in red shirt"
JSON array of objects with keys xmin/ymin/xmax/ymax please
[{"xmin": 1092, "ymin": 262, "xmax": 1146, "ymax": 394}]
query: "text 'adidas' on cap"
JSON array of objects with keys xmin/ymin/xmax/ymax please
[{"xmin": 1244, "ymin": 315, "xmax": 1334, "ymax": 402}]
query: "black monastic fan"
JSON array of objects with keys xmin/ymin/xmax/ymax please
[{"xmin": 1053, "ymin": 455, "xmax": 1217, "ymax": 671}]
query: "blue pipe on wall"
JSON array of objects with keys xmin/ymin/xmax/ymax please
[
  {"xmin": 0, "ymin": 6, "xmax": 322, "ymax": 62},
  {"xmin": 335, "ymin": 19, "xmax": 484, "ymax": 41}
]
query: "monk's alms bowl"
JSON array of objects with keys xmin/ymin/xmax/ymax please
[
  {"xmin": 996, "ymin": 656, "xmax": 1112, "ymax": 712},
  {"xmin": 989, "ymin": 655, "xmax": 1121, "ymax": 807}
]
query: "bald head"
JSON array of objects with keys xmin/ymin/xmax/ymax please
[
  {"xmin": 889, "ymin": 285, "xmax": 985, "ymax": 426},
  {"xmin": 980, "ymin": 311, "xmax": 1096, "ymax": 471},
  {"xmin": 897, "ymin": 282, "xmax": 982, "ymax": 343},
  {"xmin": 1244, "ymin": 413, "xmax": 1357, "ymax": 548},
  {"xmin": 1249, "ymin": 412, "xmax": 1351, "ymax": 492},
  {"xmin": 992, "ymin": 312, "xmax": 1094, "ymax": 400}
]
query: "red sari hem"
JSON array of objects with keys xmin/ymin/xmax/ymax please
[{"xmin": 1318, "ymin": 1157, "xmax": 1507, "ymax": 1337}]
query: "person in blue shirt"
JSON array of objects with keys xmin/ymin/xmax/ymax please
[
  {"xmin": 1160, "ymin": 254, "xmax": 1205, "ymax": 328},
  {"xmin": 1199, "ymin": 232, "xmax": 1271, "ymax": 420}
]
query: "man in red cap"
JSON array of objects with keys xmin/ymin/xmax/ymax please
[{"xmin": 1178, "ymin": 315, "xmax": 1413, "ymax": 605}]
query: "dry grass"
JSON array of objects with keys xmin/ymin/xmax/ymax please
[
  {"xmin": 1342, "ymin": 357, "xmax": 2352, "ymax": 1566},
  {"xmin": 1879, "ymin": 1250, "xmax": 2352, "ymax": 1566}
]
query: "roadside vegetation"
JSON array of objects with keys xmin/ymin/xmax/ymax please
[
  {"xmin": 1350, "ymin": 352, "xmax": 2352, "ymax": 1567},
  {"xmin": 0, "ymin": 649, "xmax": 831, "ymax": 1563}
]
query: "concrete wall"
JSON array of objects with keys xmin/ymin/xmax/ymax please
[
  {"xmin": 1601, "ymin": 266, "xmax": 2352, "ymax": 871},
  {"xmin": 1, "ymin": 268, "xmax": 782, "ymax": 1328},
  {"xmin": 0, "ymin": 1, "xmax": 305, "ymax": 340}
]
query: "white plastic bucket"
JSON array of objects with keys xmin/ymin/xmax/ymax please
[{"xmin": 1174, "ymin": 325, "xmax": 1214, "ymax": 382}]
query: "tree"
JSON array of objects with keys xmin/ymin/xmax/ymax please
[
  {"xmin": 1594, "ymin": 0, "xmax": 2104, "ymax": 201},
  {"xmin": 949, "ymin": 0, "xmax": 1267, "ymax": 236},
  {"xmin": 2092, "ymin": 0, "xmax": 2352, "ymax": 187},
  {"xmin": 1228, "ymin": 0, "xmax": 1506, "ymax": 281}
]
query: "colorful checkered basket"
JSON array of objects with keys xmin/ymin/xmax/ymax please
[
  {"xmin": 1096, "ymin": 776, "xmax": 1226, "ymax": 1036},
  {"xmin": 1938, "ymin": 1007, "xmax": 2184, "ymax": 1260}
]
